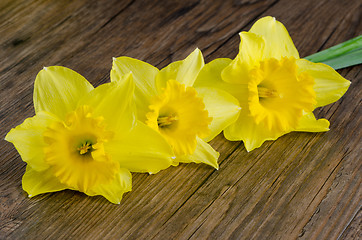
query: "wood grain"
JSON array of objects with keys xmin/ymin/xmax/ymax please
[{"xmin": 0, "ymin": 0, "xmax": 361, "ymax": 239}]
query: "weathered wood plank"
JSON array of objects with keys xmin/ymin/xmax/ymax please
[
  {"xmin": 338, "ymin": 208, "xmax": 362, "ymax": 239},
  {"xmin": 0, "ymin": 0, "xmax": 361, "ymax": 239}
]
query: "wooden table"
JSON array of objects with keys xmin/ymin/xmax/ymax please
[{"xmin": 1, "ymin": 0, "xmax": 361, "ymax": 239}]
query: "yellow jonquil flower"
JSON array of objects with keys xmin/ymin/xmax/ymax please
[
  {"xmin": 111, "ymin": 49, "xmax": 241, "ymax": 169},
  {"xmin": 5, "ymin": 66, "xmax": 174, "ymax": 204},
  {"xmin": 194, "ymin": 16, "xmax": 351, "ymax": 151}
]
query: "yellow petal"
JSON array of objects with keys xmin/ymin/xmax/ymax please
[
  {"xmin": 157, "ymin": 48, "xmax": 204, "ymax": 87},
  {"xmin": 195, "ymin": 87, "xmax": 240, "ymax": 142},
  {"xmin": 296, "ymin": 59, "xmax": 351, "ymax": 107},
  {"xmin": 111, "ymin": 56, "xmax": 159, "ymax": 122},
  {"xmin": 224, "ymin": 110, "xmax": 285, "ymax": 151},
  {"xmin": 22, "ymin": 165, "xmax": 67, "ymax": 197},
  {"xmin": 249, "ymin": 16, "xmax": 299, "ymax": 59},
  {"xmin": 194, "ymin": 58, "xmax": 249, "ymax": 106},
  {"xmin": 85, "ymin": 168, "xmax": 132, "ymax": 204},
  {"xmin": 111, "ymin": 56, "xmax": 159, "ymax": 93},
  {"xmin": 34, "ymin": 66, "xmax": 93, "ymax": 120},
  {"xmin": 105, "ymin": 121, "xmax": 174, "ymax": 174},
  {"xmin": 177, "ymin": 137, "xmax": 219, "ymax": 169},
  {"xmin": 295, "ymin": 112, "xmax": 330, "ymax": 132},
  {"xmin": 79, "ymin": 73, "xmax": 136, "ymax": 133},
  {"xmin": 194, "ymin": 58, "xmax": 231, "ymax": 87},
  {"xmin": 5, "ymin": 112, "xmax": 59, "ymax": 171},
  {"xmin": 221, "ymin": 32, "xmax": 265, "ymax": 84}
]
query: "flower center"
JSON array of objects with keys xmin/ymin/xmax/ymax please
[
  {"xmin": 77, "ymin": 141, "xmax": 93, "ymax": 155},
  {"xmin": 248, "ymin": 58, "xmax": 316, "ymax": 133},
  {"xmin": 157, "ymin": 114, "xmax": 178, "ymax": 128},
  {"xmin": 257, "ymin": 86, "xmax": 279, "ymax": 99},
  {"xmin": 43, "ymin": 105, "xmax": 119, "ymax": 191},
  {"xmin": 146, "ymin": 80, "xmax": 211, "ymax": 156}
]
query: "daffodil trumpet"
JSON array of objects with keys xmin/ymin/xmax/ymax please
[
  {"xmin": 5, "ymin": 67, "xmax": 174, "ymax": 204},
  {"xmin": 111, "ymin": 49, "xmax": 241, "ymax": 169},
  {"xmin": 194, "ymin": 16, "xmax": 351, "ymax": 151}
]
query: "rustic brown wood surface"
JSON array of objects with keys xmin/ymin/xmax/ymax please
[{"xmin": 0, "ymin": 0, "xmax": 361, "ymax": 239}]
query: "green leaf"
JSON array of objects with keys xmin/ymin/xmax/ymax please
[
  {"xmin": 305, "ymin": 35, "xmax": 362, "ymax": 69},
  {"xmin": 321, "ymin": 48, "xmax": 362, "ymax": 70}
]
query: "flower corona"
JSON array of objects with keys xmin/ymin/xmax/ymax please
[{"xmin": 146, "ymin": 80, "xmax": 211, "ymax": 156}]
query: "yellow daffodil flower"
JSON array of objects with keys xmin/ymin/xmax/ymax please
[
  {"xmin": 5, "ymin": 66, "xmax": 174, "ymax": 204},
  {"xmin": 111, "ymin": 49, "xmax": 241, "ymax": 169},
  {"xmin": 194, "ymin": 16, "xmax": 351, "ymax": 151}
]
